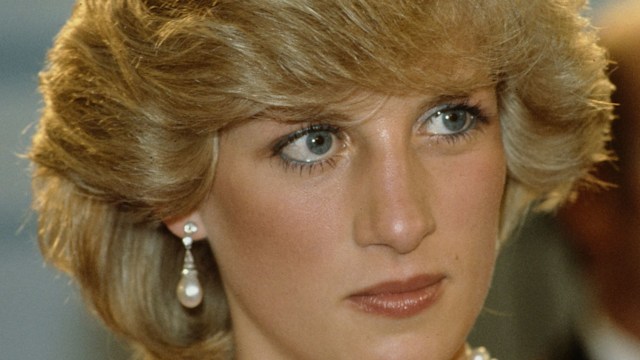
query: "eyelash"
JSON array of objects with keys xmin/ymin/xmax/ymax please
[
  {"xmin": 271, "ymin": 102, "xmax": 490, "ymax": 174},
  {"xmin": 271, "ymin": 123, "xmax": 343, "ymax": 174},
  {"xmin": 419, "ymin": 103, "xmax": 489, "ymax": 145}
]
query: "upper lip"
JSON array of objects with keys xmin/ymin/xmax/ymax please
[{"xmin": 350, "ymin": 273, "xmax": 447, "ymax": 297}]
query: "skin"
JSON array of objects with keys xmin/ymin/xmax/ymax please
[{"xmin": 171, "ymin": 85, "xmax": 506, "ymax": 360}]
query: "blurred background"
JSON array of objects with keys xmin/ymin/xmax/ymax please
[
  {"xmin": 1, "ymin": 1, "xmax": 130, "ymax": 359},
  {"xmin": 0, "ymin": 0, "xmax": 617, "ymax": 359}
]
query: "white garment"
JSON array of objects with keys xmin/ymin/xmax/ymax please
[{"xmin": 582, "ymin": 313, "xmax": 640, "ymax": 360}]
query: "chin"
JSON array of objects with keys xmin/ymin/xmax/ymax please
[{"xmin": 349, "ymin": 331, "xmax": 466, "ymax": 360}]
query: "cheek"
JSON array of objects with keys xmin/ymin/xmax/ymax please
[
  {"xmin": 432, "ymin": 145, "xmax": 505, "ymax": 280},
  {"xmin": 445, "ymin": 155, "xmax": 505, "ymax": 328},
  {"xmin": 202, "ymin": 166, "xmax": 343, "ymax": 294},
  {"xmin": 435, "ymin": 142, "xmax": 505, "ymax": 230}
]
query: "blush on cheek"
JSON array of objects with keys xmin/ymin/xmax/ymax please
[
  {"xmin": 207, "ymin": 171, "xmax": 341, "ymax": 281},
  {"xmin": 438, "ymin": 146, "xmax": 504, "ymax": 269}
]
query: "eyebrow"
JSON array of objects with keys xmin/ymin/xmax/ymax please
[
  {"xmin": 257, "ymin": 87, "xmax": 492, "ymax": 127},
  {"xmin": 256, "ymin": 105, "xmax": 356, "ymax": 127},
  {"xmin": 331, "ymin": 92, "xmax": 479, "ymax": 125}
]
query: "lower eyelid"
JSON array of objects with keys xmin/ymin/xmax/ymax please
[{"xmin": 277, "ymin": 149, "xmax": 346, "ymax": 175}]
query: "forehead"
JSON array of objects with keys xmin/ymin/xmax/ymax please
[
  {"xmin": 256, "ymin": 63, "xmax": 496, "ymax": 127},
  {"xmin": 324, "ymin": 64, "xmax": 496, "ymax": 114},
  {"xmin": 332, "ymin": 89, "xmax": 497, "ymax": 129}
]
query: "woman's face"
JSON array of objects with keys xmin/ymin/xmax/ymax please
[{"xmin": 197, "ymin": 85, "xmax": 506, "ymax": 360}]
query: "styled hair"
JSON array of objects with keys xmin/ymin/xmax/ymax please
[{"xmin": 29, "ymin": 0, "xmax": 613, "ymax": 358}]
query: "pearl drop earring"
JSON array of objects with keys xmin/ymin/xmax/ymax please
[{"xmin": 176, "ymin": 222, "xmax": 203, "ymax": 308}]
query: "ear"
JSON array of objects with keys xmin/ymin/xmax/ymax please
[{"xmin": 163, "ymin": 211, "xmax": 208, "ymax": 241}]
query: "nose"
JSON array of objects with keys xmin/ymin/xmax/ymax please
[{"xmin": 352, "ymin": 141, "xmax": 436, "ymax": 254}]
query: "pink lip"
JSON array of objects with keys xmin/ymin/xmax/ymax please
[{"xmin": 348, "ymin": 274, "xmax": 446, "ymax": 318}]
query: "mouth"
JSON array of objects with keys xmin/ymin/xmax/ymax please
[{"xmin": 347, "ymin": 273, "xmax": 446, "ymax": 318}]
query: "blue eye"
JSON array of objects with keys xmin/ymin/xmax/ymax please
[
  {"xmin": 421, "ymin": 104, "xmax": 481, "ymax": 136},
  {"xmin": 304, "ymin": 130, "xmax": 334, "ymax": 156},
  {"xmin": 277, "ymin": 125, "xmax": 341, "ymax": 164}
]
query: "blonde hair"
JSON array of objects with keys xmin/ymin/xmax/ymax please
[{"xmin": 29, "ymin": 0, "xmax": 613, "ymax": 358}]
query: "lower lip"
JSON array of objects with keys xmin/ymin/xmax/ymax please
[{"xmin": 348, "ymin": 277, "xmax": 444, "ymax": 318}]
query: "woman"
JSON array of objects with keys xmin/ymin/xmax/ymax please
[{"xmin": 29, "ymin": 0, "xmax": 613, "ymax": 359}]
